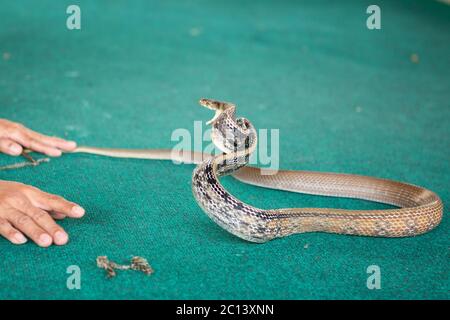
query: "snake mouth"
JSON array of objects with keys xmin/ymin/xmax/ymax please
[
  {"xmin": 205, "ymin": 110, "xmax": 221, "ymax": 125},
  {"xmin": 199, "ymin": 98, "xmax": 221, "ymax": 125},
  {"xmin": 199, "ymin": 98, "xmax": 235, "ymax": 125}
]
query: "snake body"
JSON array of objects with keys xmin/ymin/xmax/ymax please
[{"xmin": 72, "ymin": 99, "xmax": 443, "ymax": 243}]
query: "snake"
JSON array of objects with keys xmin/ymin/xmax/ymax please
[{"xmin": 70, "ymin": 98, "xmax": 443, "ymax": 243}]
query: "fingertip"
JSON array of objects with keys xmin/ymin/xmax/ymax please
[
  {"xmin": 9, "ymin": 143, "xmax": 22, "ymax": 156},
  {"xmin": 54, "ymin": 231, "xmax": 69, "ymax": 245},
  {"xmin": 51, "ymin": 213, "xmax": 66, "ymax": 220},
  {"xmin": 48, "ymin": 149, "xmax": 62, "ymax": 157},
  {"xmin": 58, "ymin": 140, "xmax": 77, "ymax": 152},
  {"xmin": 66, "ymin": 140, "xmax": 77, "ymax": 149},
  {"xmin": 71, "ymin": 206, "xmax": 85, "ymax": 218},
  {"xmin": 38, "ymin": 234, "xmax": 53, "ymax": 247},
  {"xmin": 12, "ymin": 233, "xmax": 27, "ymax": 245}
]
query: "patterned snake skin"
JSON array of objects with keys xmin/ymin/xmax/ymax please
[{"xmin": 73, "ymin": 99, "xmax": 443, "ymax": 243}]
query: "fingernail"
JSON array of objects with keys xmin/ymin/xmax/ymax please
[
  {"xmin": 67, "ymin": 141, "xmax": 77, "ymax": 148},
  {"xmin": 72, "ymin": 206, "xmax": 85, "ymax": 217},
  {"xmin": 13, "ymin": 233, "xmax": 27, "ymax": 244},
  {"xmin": 54, "ymin": 231, "xmax": 68, "ymax": 244},
  {"xmin": 10, "ymin": 144, "xmax": 22, "ymax": 155},
  {"xmin": 39, "ymin": 234, "xmax": 52, "ymax": 246},
  {"xmin": 52, "ymin": 149, "xmax": 62, "ymax": 157}
]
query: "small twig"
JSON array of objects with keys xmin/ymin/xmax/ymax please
[
  {"xmin": 96, "ymin": 256, "xmax": 154, "ymax": 278},
  {"xmin": 0, "ymin": 150, "xmax": 50, "ymax": 171},
  {"xmin": 0, "ymin": 158, "xmax": 50, "ymax": 171},
  {"xmin": 21, "ymin": 150, "xmax": 37, "ymax": 164}
]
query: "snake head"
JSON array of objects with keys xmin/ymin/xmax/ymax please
[{"xmin": 199, "ymin": 98, "xmax": 235, "ymax": 125}]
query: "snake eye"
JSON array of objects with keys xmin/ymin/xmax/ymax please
[{"xmin": 199, "ymin": 98, "xmax": 212, "ymax": 108}]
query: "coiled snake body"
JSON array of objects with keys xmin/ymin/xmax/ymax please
[{"xmin": 72, "ymin": 99, "xmax": 443, "ymax": 243}]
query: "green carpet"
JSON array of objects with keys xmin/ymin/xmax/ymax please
[{"xmin": 0, "ymin": 0, "xmax": 448, "ymax": 299}]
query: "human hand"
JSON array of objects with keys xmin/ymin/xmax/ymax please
[
  {"xmin": 0, "ymin": 180, "xmax": 85, "ymax": 247},
  {"xmin": 0, "ymin": 119, "xmax": 77, "ymax": 157}
]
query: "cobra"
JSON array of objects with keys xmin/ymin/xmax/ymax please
[{"xmin": 72, "ymin": 99, "xmax": 443, "ymax": 243}]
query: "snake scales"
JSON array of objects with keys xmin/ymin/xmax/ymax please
[{"xmin": 71, "ymin": 99, "xmax": 443, "ymax": 243}]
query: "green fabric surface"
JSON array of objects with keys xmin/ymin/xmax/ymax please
[{"xmin": 0, "ymin": 0, "xmax": 449, "ymax": 299}]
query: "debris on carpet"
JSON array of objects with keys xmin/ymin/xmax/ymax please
[{"xmin": 96, "ymin": 256, "xmax": 154, "ymax": 278}]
